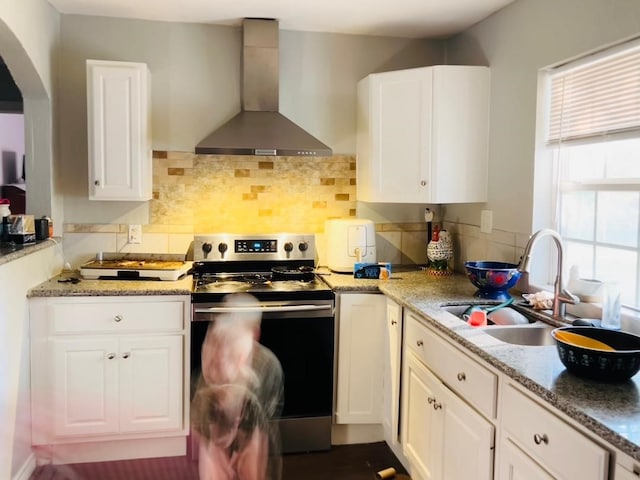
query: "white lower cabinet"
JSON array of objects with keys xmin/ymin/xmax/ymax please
[
  {"xmin": 498, "ymin": 382, "xmax": 609, "ymax": 480},
  {"xmin": 51, "ymin": 334, "xmax": 182, "ymax": 438},
  {"xmin": 498, "ymin": 437, "xmax": 555, "ymax": 480},
  {"xmin": 392, "ymin": 304, "xmax": 617, "ymax": 480},
  {"xmin": 382, "ymin": 298, "xmax": 402, "ymax": 447},
  {"xmin": 616, "ymin": 464, "xmax": 640, "ymax": 480},
  {"xmin": 402, "ymin": 312, "xmax": 495, "ymax": 480},
  {"xmin": 31, "ymin": 296, "xmax": 189, "ymax": 451},
  {"xmin": 335, "ymin": 293, "xmax": 386, "ymax": 424}
]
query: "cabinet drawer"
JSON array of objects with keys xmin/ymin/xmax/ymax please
[
  {"xmin": 405, "ymin": 313, "xmax": 497, "ymax": 418},
  {"xmin": 502, "ymin": 383, "xmax": 608, "ymax": 480},
  {"xmin": 50, "ymin": 301, "xmax": 184, "ymax": 334}
]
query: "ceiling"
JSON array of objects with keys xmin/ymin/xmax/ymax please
[{"xmin": 46, "ymin": 0, "xmax": 515, "ymax": 39}]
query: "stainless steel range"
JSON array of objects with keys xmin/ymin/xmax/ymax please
[{"xmin": 190, "ymin": 233, "xmax": 334, "ymax": 454}]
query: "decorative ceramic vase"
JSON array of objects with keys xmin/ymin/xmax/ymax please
[{"xmin": 426, "ymin": 226, "xmax": 453, "ymax": 276}]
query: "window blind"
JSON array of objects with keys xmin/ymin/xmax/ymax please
[{"xmin": 548, "ymin": 43, "xmax": 640, "ymax": 142}]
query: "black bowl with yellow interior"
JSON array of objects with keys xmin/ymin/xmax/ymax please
[{"xmin": 551, "ymin": 326, "xmax": 640, "ymax": 382}]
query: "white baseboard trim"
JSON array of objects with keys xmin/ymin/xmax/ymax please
[
  {"xmin": 331, "ymin": 424, "xmax": 384, "ymax": 445},
  {"xmin": 13, "ymin": 452, "xmax": 36, "ymax": 480},
  {"xmin": 33, "ymin": 436, "xmax": 186, "ymax": 465}
]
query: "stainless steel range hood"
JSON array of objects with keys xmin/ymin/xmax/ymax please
[{"xmin": 195, "ymin": 18, "xmax": 332, "ymax": 156}]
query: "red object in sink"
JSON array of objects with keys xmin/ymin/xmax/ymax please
[{"xmin": 468, "ymin": 309, "xmax": 487, "ymax": 327}]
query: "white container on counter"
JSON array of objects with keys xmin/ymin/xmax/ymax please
[{"xmin": 325, "ymin": 218, "xmax": 377, "ymax": 273}]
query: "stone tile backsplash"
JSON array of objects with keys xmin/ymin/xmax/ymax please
[{"xmin": 62, "ymin": 151, "xmax": 527, "ymax": 269}]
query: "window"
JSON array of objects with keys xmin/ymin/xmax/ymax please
[{"xmin": 543, "ymin": 38, "xmax": 640, "ymax": 309}]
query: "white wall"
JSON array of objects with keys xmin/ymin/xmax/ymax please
[
  {"xmin": 0, "ymin": 0, "xmax": 62, "ymax": 224},
  {"xmin": 444, "ymin": 0, "xmax": 640, "ymax": 236},
  {"xmin": 0, "ymin": 244, "xmax": 64, "ymax": 480},
  {"xmin": 0, "ymin": 1, "xmax": 60, "ymax": 478}
]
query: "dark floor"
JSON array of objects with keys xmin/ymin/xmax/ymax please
[{"xmin": 30, "ymin": 442, "xmax": 408, "ymax": 480}]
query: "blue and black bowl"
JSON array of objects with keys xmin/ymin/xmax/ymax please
[
  {"xmin": 552, "ymin": 326, "xmax": 640, "ymax": 382},
  {"xmin": 464, "ymin": 261, "xmax": 521, "ymax": 300}
]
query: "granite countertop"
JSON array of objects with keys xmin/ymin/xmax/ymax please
[
  {"xmin": 28, "ymin": 270, "xmax": 193, "ymax": 297},
  {"xmin": 0, "ymin": 238, "xmax": 59, "ymax": 266},
  {"xmin": 321, "ymin": 268, "xmax": 640, "ymax": 462}
]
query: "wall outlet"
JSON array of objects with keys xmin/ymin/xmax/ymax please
[
  {"xmin": 128, "ymin": 224, "xmax": 142, "ymax": 244},
  {"xmin": 480, "ymin": 210, "xmax": 493, "ymax": 234}
]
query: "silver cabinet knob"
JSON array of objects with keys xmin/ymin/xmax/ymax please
[
  {"xmin": 533, "ymin": 433, "xmax": 549, "ymax": 445},
  {"xmin": 94, "ymin": 180, "xmax": 100, "ymax": 186},
  {"xmin": 122, "ymin": 353, "xmax": 130, "ymax": 359},
  {"xmin": 457, "ymin": 372, "xmax": 466, "ymax": 382},
  {"xmin": 416, "ymin": 339, "xmax": 424, "ymax": 347},
  {"xmin": 391, "ymin": 320, "xmax": 397, "ymax": 325},
  {"xmin": 107, "ymin": 353, "xmax": 115, "ymax": 360},
  {"xmin": 114, "ymin": 315, "xmax": 123, "ymax": 322},
  {"xmin": 420, "ymin": 180, "xmax": 427, "ymax": 186}
]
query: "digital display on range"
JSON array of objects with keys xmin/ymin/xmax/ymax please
[{"xmin": 235, "ymin": 239, "xmax": 278, "ymax": 253}]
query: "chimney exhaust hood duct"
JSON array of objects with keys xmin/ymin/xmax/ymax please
[{"xmin": 195, "ymin": 18, "xmax": 332, "ymax": 156}]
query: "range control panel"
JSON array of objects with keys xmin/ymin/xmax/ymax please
[
  {"xmin": 193, "ymin": 234, "xmax": 315, "ymax": 262},
  {"xmin": 235, "ymin": 239, "xmax": 278, "ymax": 253}
]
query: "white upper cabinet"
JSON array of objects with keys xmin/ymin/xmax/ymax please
[
  {"xmin": 87, "ymin": 60, "xmax": 152, "ymax": 201},
  {"xmin": 357, "ymin": 65, "xmax": 490, "ymax": 204}
]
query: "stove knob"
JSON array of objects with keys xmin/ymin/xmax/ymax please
[
  {"xmin": 298, "ymin": 241, "xmax": 309, "ymax": 252},
  {"xmin": 284, "ymin": 242, "xmax": 294, "ymax": 253},
  {"xmin": 202, "ymin": 242, "xmax": 213, "ymax": 254},
  {"xmin": 218, "ymin": 243, "xmax": 228, "ymax": 258}
]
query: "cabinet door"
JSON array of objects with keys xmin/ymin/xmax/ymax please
[
  {"xmin": 119, "ymin": 335, "xmax": 183, "ymax": 433},
  {"xmin": 87, "ymin": 60, "xmax": 151, "ymax": 201},
  {"xmin": 359, "ymin": 69, "xmax": 433, "ymax": 203},
  {"xmin": 52, "ymin": 337, "xmax": 119, "ymax": 437},
  {"xmin": 439, "ymin": 382, "xmax": 494, "ymax": 480},
  {"xmin": 356, "ymin": 65, "xmax": 489, "ymax": 204},
  {"xmin": 335, "ymin": 293, "xmax": 386, "ymax": 424},
  {"xmin": 402, "ymin": 352, "xmax": 440, "ymax": 480},
  {"xmin": 615, "ymin": 464, "xmax": 640, "ymax": 480},
  {"xmin": 497, "ymin": 438, "xmax": 554, "ymax": 480},
  {"xmin": 383, "ymin": 298, "xmax": 402, "ymax": 446},
  {"xmin": 430, "ymin": 66, "xmax": 489, "ymax": 203}
]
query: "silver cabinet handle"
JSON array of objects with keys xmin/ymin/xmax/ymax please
[
  {"xmin": 122, "ymin": 353, "xmax": 130, "ymax": 359},
  {"xmin": 107, "ymin": 353, "xmax": 115, "ymax": 360},
  {"xmin": 428, "ymin": 397, "xmax": 442, "ymax": 410},
  {"xmin": 533, "ymin": 433, "xmax": 549, "ymax": 445},
  {"xmin": 114, "ymin": 315, "xmax": 123, "ymax": 322},
  {"xmin": 391, "ymin": 320, "xmax": 397, "ymax": 325},
  {"xmin": 416, "ymin": 339, "xmax": 424, "ymax": 347},
  {"xmin": 420, "ymin": 180, "xmax": 427, "ymax": 186},
  {"xmin": 457, "ymin": 372, "xmax": 466, "ymax": 382}
]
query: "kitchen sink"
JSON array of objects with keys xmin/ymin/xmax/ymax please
[
  {"xmin": 441, "ymin": 302, "xmax": 558, "ymax": 346},
  {"xmin": 480, "ymin": 324, "xmax": 556, "ymax": 346},
  {"xmin": 440, "ymin": 302, "xmax": 540, "ymax": 326}
]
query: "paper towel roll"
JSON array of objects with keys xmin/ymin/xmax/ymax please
[{"xmin": 376, "ymin": 467, "xmax": 396, "ymax": 479}]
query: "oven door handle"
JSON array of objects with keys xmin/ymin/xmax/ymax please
[{"xmin": 194, "ymin": 304, "xmax": 333, "ymax": 314}]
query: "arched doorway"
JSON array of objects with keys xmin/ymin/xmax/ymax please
[{"xmin": 0, "ymin": 16, "xmax": 60, "ymax": 224}]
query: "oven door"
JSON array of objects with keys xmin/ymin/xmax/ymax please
[{"xmin": 191, "ymin": 298, "xmax": 335, "ymax": 453}]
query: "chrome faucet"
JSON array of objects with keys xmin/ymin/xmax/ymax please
[{"xmin": 518, "ymin": 228, "xmax": 579, "ymax": 320}]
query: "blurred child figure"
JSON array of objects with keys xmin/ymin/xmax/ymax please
[{"xmin": 191, "ymin": 293, "xmax": 284, "ymax": 480}]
